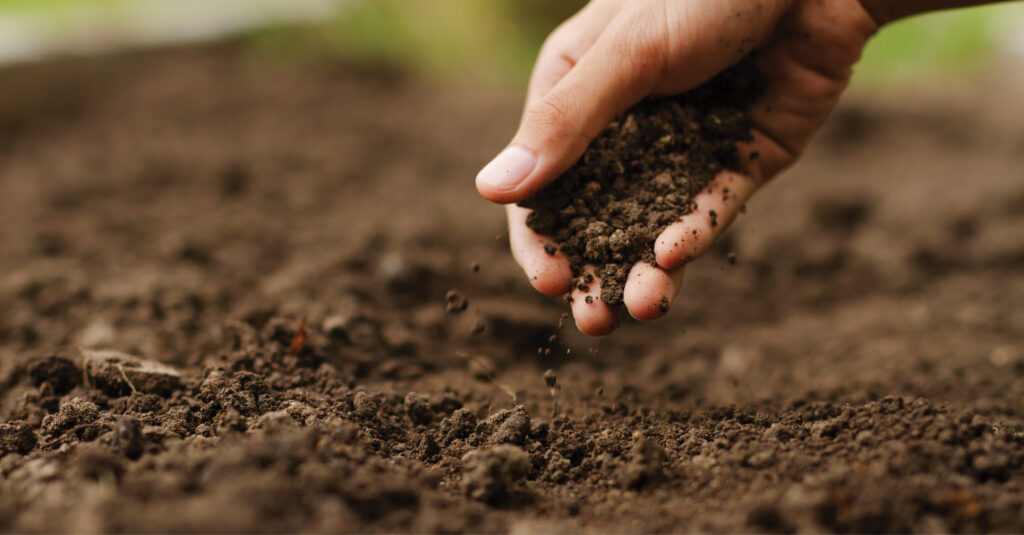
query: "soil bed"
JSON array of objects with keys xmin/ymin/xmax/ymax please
[{"xmin": 0, "ymin": 44, "xmax": 1023, "ymax": 533}]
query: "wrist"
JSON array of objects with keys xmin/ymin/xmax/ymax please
[
  {"xmin": 858, "ymin": 0, "xmax": 894, "ymax": 25},
  {"xmin": 858, "ymin": 0, "xmax": 1004, "ymax": 26}
]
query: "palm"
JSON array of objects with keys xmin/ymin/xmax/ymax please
[{"xmin": 500, "ymin": 0, "xmax": 879, "ymax": 335}]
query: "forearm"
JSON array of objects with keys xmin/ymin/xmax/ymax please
[{"xmin": 860, "ymin": 0, "xmax": 1016, "ymax": 24}]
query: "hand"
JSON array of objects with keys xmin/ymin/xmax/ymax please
[{"xmin": 477, "ymin": 0, "xmax": 880, "ymax": 335}]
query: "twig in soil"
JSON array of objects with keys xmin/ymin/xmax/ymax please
[
  {"xmin": 498, "ymin": 383, "xmax": 518, "ymax": 406},
  {"xmin": 80, "ymin": 348, "xmax": 92, "ymax": 389},
  {"xmin": 287, "ymin": 317, "xmax": 308, "ymax": 355},
  {"xmin": 116, "ymin": 363, "xmax": 137, "ymax": 394}
]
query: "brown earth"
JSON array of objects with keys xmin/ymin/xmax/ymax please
[
  {"xmin": 0, "ymin": 44, "xmax": 1023, "ymax": 533},
  {"xmin": 519, "ymin": 60, "xmax": 760, "ymax": 305}
]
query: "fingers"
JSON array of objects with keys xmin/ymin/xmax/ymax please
[
  {"xmin": 741, "ymin": 0, "xmax": 877, "ymax": 179},
  {"xmin": 476, "ymin": 7, "xmax": 662, "ymax": 204},
  {"xmin": 569, "ymin": 266, "xmax": 619, "ymax": 336},
  {"xmin": 507, "ymin": 205, "xmax": 619, "ymax": 336},
  {"xmin": 477, "ymin": 0, "xmax": 808, "ymax": 205},
  {"xmin": 623, "ymin": 262, "xmax": 684, "ymax": 321},
  {"xmin": 524, "ymin": 0, "xmax": 625, "ymax": 110},
  {"xmin": 507, "ymin": 205, "xmax": 572, "ymax": 297},
  {"xmin": 655, "ymin": 170, "xmax": 759, "ymax": 270}
]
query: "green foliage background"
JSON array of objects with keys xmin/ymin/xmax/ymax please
[{"xmin": 2, "ymin": 0, "xmax": 1022, "ymax": 88}]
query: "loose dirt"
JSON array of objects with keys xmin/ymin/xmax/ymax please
[
  {"xmin": 0, "ymin": 44, "xmax": 1023, "ymax": 533},
  {"xmin": 519, "ymin": 61, "xmax": 760, "ymax": 304}
]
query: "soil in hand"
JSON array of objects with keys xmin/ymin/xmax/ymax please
[{"xmin": 518, "ymin": 59, "xmax": 761, "ymax": 304}]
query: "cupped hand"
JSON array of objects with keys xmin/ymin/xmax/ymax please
[{"xmin": 477, "ymin": 0, "xmax": 880, "ymax": 336}]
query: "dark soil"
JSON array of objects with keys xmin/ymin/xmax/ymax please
[
  {"xmin": 1, "ymin": 43, "xmax": 1023, "ymax": 533},
  {"xmin": 519, "ymin": 61, "xmax": 760, "ymax": 304}
]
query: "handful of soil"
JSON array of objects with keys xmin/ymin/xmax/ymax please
[{"xmin": 518, "ymin": 59, "xmax": 762, "ymax": 305}]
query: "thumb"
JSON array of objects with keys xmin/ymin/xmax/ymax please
[{"xmin": 475, "ymin": 25, "xmax": 658, "ymax": 204}]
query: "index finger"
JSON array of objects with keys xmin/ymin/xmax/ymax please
[{"xmin": 524, "ymin": 0, "xmax": 624, "ymax": 110}]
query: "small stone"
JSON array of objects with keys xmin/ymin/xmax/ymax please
[
  {"xmin": 490, "ymin": 406, "xmax": 531, "ymax": 446},
  {"xmin": 321, "ymin": 315, "xmax": 350, "ymax": 337}
]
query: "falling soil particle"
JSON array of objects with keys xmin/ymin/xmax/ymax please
[
  {"xmin": 519, "ymin": 59, "xmax": 761, "ymax": 304},
  {"xmin": 446, "ymin": 290, "xmax": 469, "ymax": 313},
  {"xmin": 542, "ymin": 369, "xmax": 557, "ymax": 389}
]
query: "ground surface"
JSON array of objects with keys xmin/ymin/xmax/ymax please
[{"xmin": 0, "ymin": 45, "xmax": 1022, "ymax": 533}]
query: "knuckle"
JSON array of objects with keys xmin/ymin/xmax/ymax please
[
  {"xmin": 607, "ymin": 7, "xmax": 668, "ymax": 88},
  {"xmin": 542, "ymin": 21, "xmax": 574, "ymax": 52},
  {"xmin": 524, "ymin": 92, "xmax": 579, "ymax": 142}
]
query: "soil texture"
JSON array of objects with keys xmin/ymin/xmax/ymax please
[
  {"xmin": 0, "ymin": 44, "xmax": 1023, "ymax": 533},
  {"xmin": 519, "ymin": 61, "xmax": 760, "ymax": 304}
]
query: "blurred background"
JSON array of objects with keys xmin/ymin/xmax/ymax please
[{"xmin": 0, "ymin": 0, "xmax": 1021, "ymax": 92}]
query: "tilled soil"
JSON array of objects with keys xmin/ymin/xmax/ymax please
[{"xmin": 0, "ymin": 44, "xmax": 1023, "ymax": 533}]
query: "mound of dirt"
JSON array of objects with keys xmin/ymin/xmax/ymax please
[{"xmin": 518, "ymin": 60, "xmax": 760, "ymax": 304}]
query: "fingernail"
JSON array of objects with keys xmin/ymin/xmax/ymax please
[{"xmin": 476, "ymin": 145, "xmax": 536, "ymax": 192}]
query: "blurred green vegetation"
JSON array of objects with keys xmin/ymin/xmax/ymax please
[
  {"xmin": 853, "ymin": 2, "xmax": 1024, "ymax": 87},
  {"xmin": 0, "ymin": 0, "xmax": 119, "ymax": 11},
  {"xmin": 244, "ymin": 0, "xmax": 584, "ymax": 84},
  {"xmin": 1, "ymin": 0, "xmax": 1021, "ymax": 88},
  {"xmin": 246, "ymin": 0, "xmax": 1023, "ymax": 88}
]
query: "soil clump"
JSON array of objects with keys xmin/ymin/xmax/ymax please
[{"xmin": 519, "ymin": 60, "xmax": 760, "ymax": 304}]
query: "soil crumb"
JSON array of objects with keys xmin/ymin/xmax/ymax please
[
  {"xmin": 446, "ymin": 290, "xmax": 469, "ymax": 313},
  {"xmin": 518, "ymin": 59, "xmax": 761, "ymax": 304}
]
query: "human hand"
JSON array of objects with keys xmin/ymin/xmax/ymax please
[{"xmin": 476, "ymin": 0, "xmax": 880, "ymax": 335}]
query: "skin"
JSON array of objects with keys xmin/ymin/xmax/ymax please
[{"xmin": 477, "ymin": 0, "xmax": 1009, "ymax": 336}]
